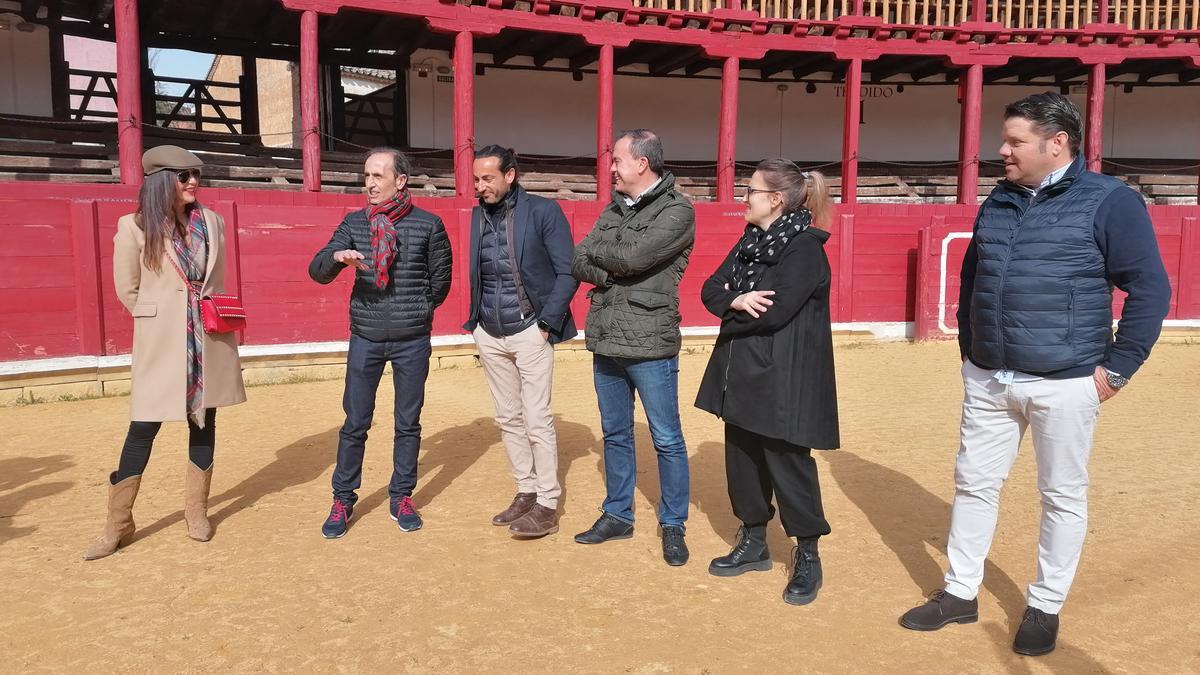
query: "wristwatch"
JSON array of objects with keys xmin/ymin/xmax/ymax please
[{"xmin": 1105, "ymin": 370, "xmax": 1129, "ymax": 390}]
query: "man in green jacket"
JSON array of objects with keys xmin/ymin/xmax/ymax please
[{"xmin": 570, "ymin": 129, "xmax": 696, "ymax": 566}]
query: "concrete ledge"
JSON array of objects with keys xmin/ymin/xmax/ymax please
[{"xmin": 0, "ymin": 321, "xmax": 957, "ymax": 406}]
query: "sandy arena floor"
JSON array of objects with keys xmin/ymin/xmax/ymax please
[{"xmin": 1, "ymin": 340, "xmax": 1198, "ymax": 673}]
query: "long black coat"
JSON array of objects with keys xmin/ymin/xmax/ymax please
[{"xmin": 694, "ymin": 226, "xmax": 840, "ymax": 450}]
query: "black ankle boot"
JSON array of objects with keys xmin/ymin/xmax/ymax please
[
  {"xmin": 709, "ymin": 524, "xmax": 772, "ymax": 577},
  {"xmin": 783, "ymin": 537, "xmax": 823, "ymax": 605}
]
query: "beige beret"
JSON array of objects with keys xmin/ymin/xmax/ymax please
[{"xmin": 142, "ymin": 145, "xmax": 203, "ymax": 175}]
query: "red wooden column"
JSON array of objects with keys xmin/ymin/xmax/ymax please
[
  {"xmin": 596, "ymin": 44, "xmax": 614, "ymax": 200},
  {"xmin": 1097, "ymin": 0, "xmax": 1110, "ymax": 21},
  {"xmin": 972, "ymin": 0, "xmax": 986, "ymax": 20},
  {"xmin": 1086, "ymin": 63, "xmax": 1106, "ymax": 173},
  {"xmin": 841, "ymin": 58, "xmax": 863, "ymax": 204},
  {"xmin": 114, "ymin": 0, "xmax": 143, "ymax": 187},
  {"xmin": 717, "ymin": 56, "xmax": 739, "ymax": 203},
  {"xmin": 453, "ymin": 30, "xmax": 475, "ymax": 200},
  {"xmin": 300, "ymin": 10, "xmax": 321, "ymax": 191},
  {"xmin": 957, "ymin": 63, "xmax": 984, "ymax": 205}
]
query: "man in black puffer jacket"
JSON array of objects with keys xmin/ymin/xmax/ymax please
[
  {"xmin": 309, "ymin": 147, "xmax": 452, "ymax": 539},
  {"xmin": 900, "ymin": 94, "xmax": 1171, "ymax": 657}
]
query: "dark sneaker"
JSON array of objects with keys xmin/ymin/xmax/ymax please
[
  {"xmin": 574, "ymin": 512, "xmax": 634, "ymax": 544},
  {"xmin": 783, "ymin": 537, "xmax": 823, "ymax": 605},
  {"xmin": 1012, "ymin": 607, "xmax": 1059, "ymax": 656},
  {"xmin": 709, "ymin": 524, "xmax": 772, "ymax": 577},
  {"xmin": 392, "ymin": 495, "xmax": 422, "ymax": 532},
  {"xmin": 321, "ymin": 500, "xmax": 353, "ymax": 539},
  {"xmin": 899, "ymin": 590, "xmax": 980, "ymax": 631},
  {"xmin": 661, "ymin": 525, "xmax": 689, "ymax": 566}
]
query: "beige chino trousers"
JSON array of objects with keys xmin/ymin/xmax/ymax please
[{"xmin": 472, "ymin": 324, "xmax": 561, "ymax": 509}]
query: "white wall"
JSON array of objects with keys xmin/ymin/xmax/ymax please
[
  {"xmin": 0, "ymin": 16, "xmax": 52, "ymax": 116},
  {"xmin": 405, "ymin": 51, "xmax": 1200, "ymax": 162}
]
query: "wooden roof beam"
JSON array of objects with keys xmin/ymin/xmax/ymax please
[
  {"xmin": 648, "ymin": 46, "xmax": 702, "ymax": 76},
  {"xmin": 533, "ymin": 35, "xmax": 576, "ymax": 68}
]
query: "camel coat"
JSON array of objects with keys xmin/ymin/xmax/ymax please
[{"xmin": 113, "ymin": 208, "xmax": 246, "ymax": 422}]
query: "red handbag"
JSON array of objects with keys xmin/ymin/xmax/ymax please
[
  {"xmin": 199, "ymin": 294, "xmax": 247, "ymax": 333},
  {"xmin": 168, "ymin": 254, "xmax": 247, "ymax": 334}
]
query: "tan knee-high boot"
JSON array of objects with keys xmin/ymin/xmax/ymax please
[
  {"xmin": 83, "ymin": 472, "xmax": 141, "ymax": 560},
  {"xmin": 184, "ymin": 461, "xmax": 213, "ymax": 542}
]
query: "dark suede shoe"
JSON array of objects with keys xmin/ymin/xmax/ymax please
[
  {"xmin": 899, "ymin": 590, "xmax": 980, "ymax": 631},
  {"xmin": 574, "ymin": 512, "xmax": 634, "ymax": 544},
  {"xmin": 1013, "ymin": 607, "xmax": 1059, "ymax": 656},
  {"xmin": 492, "ymin": 492, "xmax": 537, "ymax": 526},
  {"xmin": 661, "ymin": 525, "xmax": 689, "ymax": 566},
  {"xmin": 709, "ymin": 524, "xmax": 772, "ymax": 577},
  {"xmin": 508, "ymin": 504, "xmax": 559, "ymax": 538},
  {"xmin": 783, "ymin": 537, "xmax": 823, "ymax": 605}
]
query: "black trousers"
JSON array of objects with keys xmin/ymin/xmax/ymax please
[
  {"xmin": 724, "ymin": 422, "xmax": 831, "ymax": 539},
  {"xmin": 115, "ymin": 408, "xmax": 217, "ymax": 482}
]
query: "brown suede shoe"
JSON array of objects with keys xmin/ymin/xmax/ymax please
[
  {"xmin": 508, "ymin": 504, "xmax": 559, "ymax": 538},
  {"xmin": 492, "ymin": 492, "xmax": 537, "ymax": 526}
]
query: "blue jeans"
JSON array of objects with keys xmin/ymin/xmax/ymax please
[
  {"xmin": 332, "ymin": 333, "xmax": 432, "ymax": 505},
  {"xmin": 592, "ymin": 354, "xmax": 690, "ymax": 527}
]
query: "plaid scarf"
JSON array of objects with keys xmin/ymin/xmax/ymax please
[
  {"xmin": 729, "ymin": 209, "xmax": 812, "ymax": 292},
  {"xmin": 367, "ymin": 189, "xmax": 413, "ymax": 289},
  {"xmin": 171, "ymin": 206, "xmax": 209, "ymax": 428}
]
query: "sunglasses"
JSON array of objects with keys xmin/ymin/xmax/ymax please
[{"xmin": 176, "ymin": 169, "xmax": 202, "ymax": 183}]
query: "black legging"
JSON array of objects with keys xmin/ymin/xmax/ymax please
[{"xmin": 115, "ymin": 408, "xmax": 217, "ymax": 481}]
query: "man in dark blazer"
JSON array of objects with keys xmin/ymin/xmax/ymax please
[{"xmin": 465, "ymin": 145, "xmax": 579, "ymax": 538}]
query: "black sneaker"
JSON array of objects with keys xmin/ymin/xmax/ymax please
[
  {"xmin": 899, "ymin": 590, "xmax": 980, "ymax": 631},
  {"xmin": 661, "ymin": 525, "xmax": 689, "ymax": 566},
  {"xmin": 392, "ymin": 495, "xmax": 422, "ymax": 532},
  {"xmin": 321, "ymin": 499, "xmax": 353, "ymax": 539},
  {"xmin": 1012, "ymin": 607, "xmax": 1059, "ymax": 656},
  {"xmin": 574, "ymin": 512, "xmax": 634, "ymax": 544}
]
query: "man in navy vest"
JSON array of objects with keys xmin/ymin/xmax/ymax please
[
  {"xmin": 899, "ymin": 93, "xmax": 1171, "ymax": 655},
  {"xmin": 465, "ymin": 145, "xmax": 579, "ymax": 538}
]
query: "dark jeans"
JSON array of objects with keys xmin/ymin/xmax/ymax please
[
  {"xmin": 725, "ymin": 423, "xmax": 831, "ymax": 539},
  {"xmin": 592, "ymin": 354, "xmax": 690, "ymax": 527},
  {"xmin": 332, "ymin": 333, "xmax": 432, "ymax": 506},
  {"xmin": 115, "ymin": 408, "xmax": 217, "ymax": 481}
]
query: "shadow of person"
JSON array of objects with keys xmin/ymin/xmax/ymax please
[
  {"xmin": 825, "ymin": 450, "xmax": 1027, "ymax": 627},
  {"xmin": 355, "ymin": 417, "xmax": 499, "ymax": 518},
  {"xmin": 134, "ymin": 427, "xmax": 340, "ymax": 541},
  {"xmin": 0, "ymin": 454, "xmax": 74, "ymax": 493},
  {"xmin": 551, "ymin": 415, "xmax": 599, "ymax": 519},
  {"xmin": 688, "ymin": 440, "xmax": 740, "ymax": 542},
  {"xmin": 0, "ymin": 454, "xmax": 75, "ymax": 545}
]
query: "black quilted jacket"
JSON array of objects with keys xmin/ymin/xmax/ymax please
[{"xmin": 309, "ymin": 205, "xmax": 453, "ymax": 341}]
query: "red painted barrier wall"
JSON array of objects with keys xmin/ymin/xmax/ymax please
[
  {"xmin": 1, "ymin": 182, "xmax": 1195, "ymax": 362},
  {"xmin": 914, "ymin": 206, "xmax": 1199, "ymax": 339}
]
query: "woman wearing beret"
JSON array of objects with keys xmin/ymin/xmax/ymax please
[
  {"xmin": 84, "ymin": 145, "xmax": 246, "ymax": 560},
  {"xmin": 694, "ymin": 158, "xmax": 840, "ymax": 605}
]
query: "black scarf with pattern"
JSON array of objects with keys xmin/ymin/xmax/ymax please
[{"xmin": 728, "ymin": 209, "xmax": 813, "ymax": 292}]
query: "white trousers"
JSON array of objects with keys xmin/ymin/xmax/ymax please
[{"xmin": 943, "ymin": 360, "xmax": 1101, "ymax": 614}]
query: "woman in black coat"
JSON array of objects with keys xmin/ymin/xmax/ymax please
[{"xmin": 694, "ymin": 158, "xmax": 839, "ymax": 606}]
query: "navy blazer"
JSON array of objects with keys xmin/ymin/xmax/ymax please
[{"xmin": 463, "ymin": 185, "xmax": 580, "ymax": 344}]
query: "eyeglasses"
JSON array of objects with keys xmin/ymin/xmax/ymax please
[
  {"xmin": 739, "ymin": 186, "xmax": 779, "ymax": 202},
  {"xmin": 176, "ymin": 169, "xmax": 201, "ymax": 183}
]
